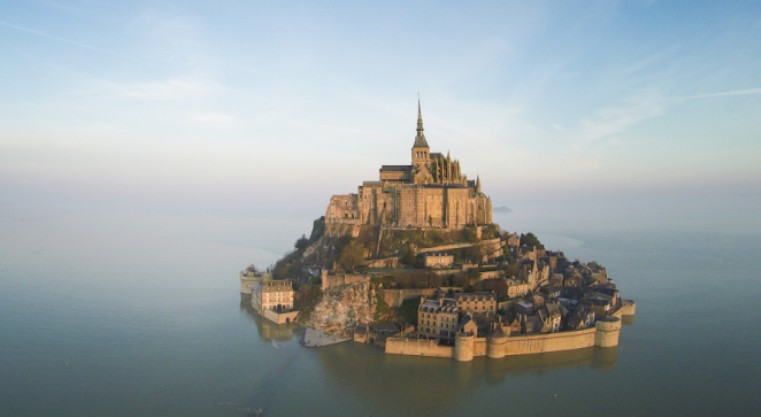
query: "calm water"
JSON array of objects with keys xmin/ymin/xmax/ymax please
[{"xmin": 1, "ymin": 198, "xmax": 759, "ymax": 416}]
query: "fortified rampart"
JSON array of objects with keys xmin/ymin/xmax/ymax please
[
  {"xmin": 415, "ymin": 238, "xmax": 502, "ymax": 255},
  {"xmin": 240, "ymin": 270, "xmax": 271, "ymax": 294},
  {"xmin": 385, "ymin": 310, "xmax": 631, "ymax": 361},
  {"xmin": 381, "ymin": 288, "xmax": 437, "ymax": 308},
  {"xmin": 262, "ymin": 309, "xmax": 299, "ymax": 325},
  {"xmin": 321, "ymin": 270, "xmax": 370, "ymax": 292},
  {"xmin": 384, "ymin": 338, "xmax": 454, "ymax": 358}
]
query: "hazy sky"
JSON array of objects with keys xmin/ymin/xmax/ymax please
[{"xmin": 2, "ymin": 0, "xmax": 760, "ymax": 215}]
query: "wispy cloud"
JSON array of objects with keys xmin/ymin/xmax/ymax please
[
  {"xmin": 109, "ymin": 77, "xmax": 219, "ymax": 101},
  {"xmin": 567, "ymin": 86, "xmax": 761, "ymax": 148},
  {"xmin": 576, "ymin": 100, "xmax": 665, "ymax": 144},
  {"xmin": 0, "ymin": 19, "xmax": 168, "ymax": 72},
  {"xmin": 622, "ymin": 45, "xmax": 680, "ymax": 75},
  {"xmin": 680, "ymin": 88, "xmax": 761, "ymax": 101}
]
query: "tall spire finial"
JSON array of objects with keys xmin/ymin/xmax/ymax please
[
  {"xmin": 412, "ymin": 95, "xmax": 429, "ymax": 149},
  {"xmin": 417, "ymin": 94, "xmax": 424, "ymax": 133}
]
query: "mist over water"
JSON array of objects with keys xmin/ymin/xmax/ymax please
[{"xmin": 1, "ymin": 191, "xmax": 759, "ymax": 416}]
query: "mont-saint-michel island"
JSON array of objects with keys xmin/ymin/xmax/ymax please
[{"xmin": 240, "ymin": 102, "xmax": 635, "ymax": 362}]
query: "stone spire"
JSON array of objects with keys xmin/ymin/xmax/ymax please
[{"xmin": 413, "ymin": 97, "xmax": 429, "ymax": 148}]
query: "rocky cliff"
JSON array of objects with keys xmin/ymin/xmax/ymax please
[{"xmin": 303, "ymin": 281, "xmax": 377, "ymax": 338}]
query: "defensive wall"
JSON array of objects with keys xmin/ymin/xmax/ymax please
[
  {"xmin": 415, "ymin": 238, "xmax": 502, "ymax": 255},
  {"xmin": 381, "ymin": 288, "xmax": 438, "ymax": 308},
  {"xmin": 385, "ymin": 316, "xmax": 626, "ymax": 362},
  {"xmin": 261, "ymin": 309, "xmax": 299, "ymax": 325},
  {"xmin": 365, "ymin": 257, "xmax": 400, "ymax": 269},
  {"xmin": 384, "ymin": 338, "xmax": 454, "ymax": 358},
  {"xmin": 240, "ymin": 275, "xmax": 258, "ymax": 294},
  {"xmin": 321, "ymin": 270, "xmax": 370, "ymax": 291}
]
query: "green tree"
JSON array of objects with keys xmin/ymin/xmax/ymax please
[
  {"xmin": 466, "ymin": 244, "xmax": 485, "ymax": 263},
  {"xmin": 462, "ymin": 226, "xmax": 478, "ymax": 243},
  {"xmin": 338, "ymin": 240, "xmax": 365, "ymax": 271},
  {"xmin": 520, "ymin": 232, "xmax": 544, "ymax": 249},
  {"xmin": 308, "ymin": 216, "xmax": 325, "ymax": 243},
  {"xmin": 295, "ymin": 234, "xmax": 309, "ymax": 251}
]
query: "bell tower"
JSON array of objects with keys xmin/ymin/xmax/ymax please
[{"xmin": 411, "ymin": 98, "xmax": 430, "ymax": 174}]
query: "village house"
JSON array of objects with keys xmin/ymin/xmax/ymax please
[
  {"xmin": 251, "ymin": 280, "xmax": 294, "ymax": 315},
  {"xmin": 455, "ymin": 292, "xmax": 496, "ymax": 317},
  {"xmin": 424, "ymin": 253, "xmax": 454, "ymax": 269},
  {"xmin": 417, "ymin": 297, "xmax": 459, "ymax": 343}
]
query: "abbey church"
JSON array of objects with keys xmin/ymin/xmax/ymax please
[{"xmin": 325, "ymin": 102, "xmax": 492, "ymax": 237}]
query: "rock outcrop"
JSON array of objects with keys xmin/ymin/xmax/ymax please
[{"xmin": 304, "ymin": 281, "xmax": 377, "ymax": 338}]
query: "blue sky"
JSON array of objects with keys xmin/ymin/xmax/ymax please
[{"xmin": 1, "ymin": 0, "xmax": 760, "ymax": 216}]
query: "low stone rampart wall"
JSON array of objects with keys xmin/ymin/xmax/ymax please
[
  {"xmin": 618, "ymin": 300, "xmax": 636, "ymax": 316},
  {"xmin": 385, "ymin": 338, "xmax": 454, "ymax": 357},
  {"xmin": 321, "ymin": 271, "xmax": 370, "ymax": 291},
  {"xmin": 385, "ymin": 327, "xmax": 603, "ymax": 360},
  {"xmin": 262, "ymin": 309, "xmax": 298, "ymax": 325},
  {"xmin": 474, "ymin": 338, "xmax": 487, "ymax": 356},
  {"xmin": 381, "ymin": 288, "xmax": 437, "ymax": 307},
  {"xmin": 502, "ymin": 328, "xmax": 597, "ymax": 356},
  {"xmin": 416, "ymin": 238, "xmax": 502, "ymax": 255},
  {"xmin": 365, "ymin": 257, "xmax": 400, "ymax": 268}
]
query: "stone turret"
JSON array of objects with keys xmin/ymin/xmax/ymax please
[
  {"xmin": 454, "ymin": 332, "xmax": 475, "ymax": 362},
  {"xmin": 486, "ymin": 330, "xmax": 508, "ymax": 359},
  {"xmin": 454, "ymin": 314, "xmax": 477, "ymax": 362},
  {"xmin": 594, "ymin": 316, "xmax": 622, "ymax": 347}
]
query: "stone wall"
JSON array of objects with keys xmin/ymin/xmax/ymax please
[
  {"xmin": 415, "ymin": 238, "xmax": 502, "ymax": 255},
  {"xmin": 384, "ymin": 326, "xmax": 615, "ymax": 361},
  {"xmin": 240, "ymin": 274, "xmax": 259, "ymax": 294},
  {"xmin": 381, "ymin": 288, "xmax": 437, "ymax": 308},
  {"xmin": 502, "ymin": 328, "xmax": 597, "ymax": 356},
  {"xmin": 262, "ymin": 309, "xmax": 298, "ymax": 325},
  {"xmin": 385, "ymin": 337, "xmax": 454, "ymax": 358},
  {"xmin": 365, "ymin": 257, "xmax": 400, "ymax": 269},
  {"xmin": 321, "ymin": 270, "xmax": 370, "ymax": 292}
]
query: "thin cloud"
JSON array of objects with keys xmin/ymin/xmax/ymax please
[
  {"xmin": 622, "ymin": 45, "xmax": 680, "ymax": 75},
  {"xmin": 680, "ymin": 88, "xmax": 761, "ymax": 101},
  {"xmin": 577, "ymin": 100, "xmax": 664, "ymax": 143},
  {"xmin": 0, "ymin": 20, "xmax": 169, "ymax": 72},
  {"xmin": 98, "ymin": 77, "xmax": 220, "ymax": 101}
]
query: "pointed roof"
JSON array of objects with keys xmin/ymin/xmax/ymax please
[{"xmin": 413, "ymin": 98, "xmax": 429, "ymax": 148}]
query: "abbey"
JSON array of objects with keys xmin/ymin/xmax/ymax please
[{"xmin": 325, "ymin": 102, "xmax": 492, "ymax": 237}]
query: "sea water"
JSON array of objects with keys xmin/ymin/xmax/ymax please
[{"xmin": 1, "ymin": 195, "xmax": 759, "ymax": 416}]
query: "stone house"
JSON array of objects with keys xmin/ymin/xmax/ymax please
[
  {"xmin": 455, "ymin": 292, "xmax": 496, "ymax": 317},
  {"xmin": 252, "ymin": 280, "xmax": 294, "ymax": 315},
  {"xmin": 424, "ymin": 253, "xmax": 454, "ymax": 269},
  {"xmin": 417, "ymin": 297, "xmax": 459, "ymax": 343}
]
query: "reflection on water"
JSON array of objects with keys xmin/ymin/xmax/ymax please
[
  {"xmin": 239, "ymin": 294, "xmax": 297, "ymax": 342},
  {"xmin": 239, "ymin": 294, "xmax": 619, "ymax": 416},
  {"xmin": 4, "ymin": 202, "xmax": 760, "ymax": 416}
]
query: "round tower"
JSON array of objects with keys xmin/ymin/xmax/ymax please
[
  {"xmin": 454, "ymin": 332, "xmax": 475, "ymax": 362},
  {"xmin": 486, "ymin": 334, "xmax": 507, "ymax": 359},
  {"xmin": 239, "ymin": 270, "xmax": 258, "ymax": 294},
  {"xmin": 595, "ymin": 316, "xmax": 622, "ymax": 348}
]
